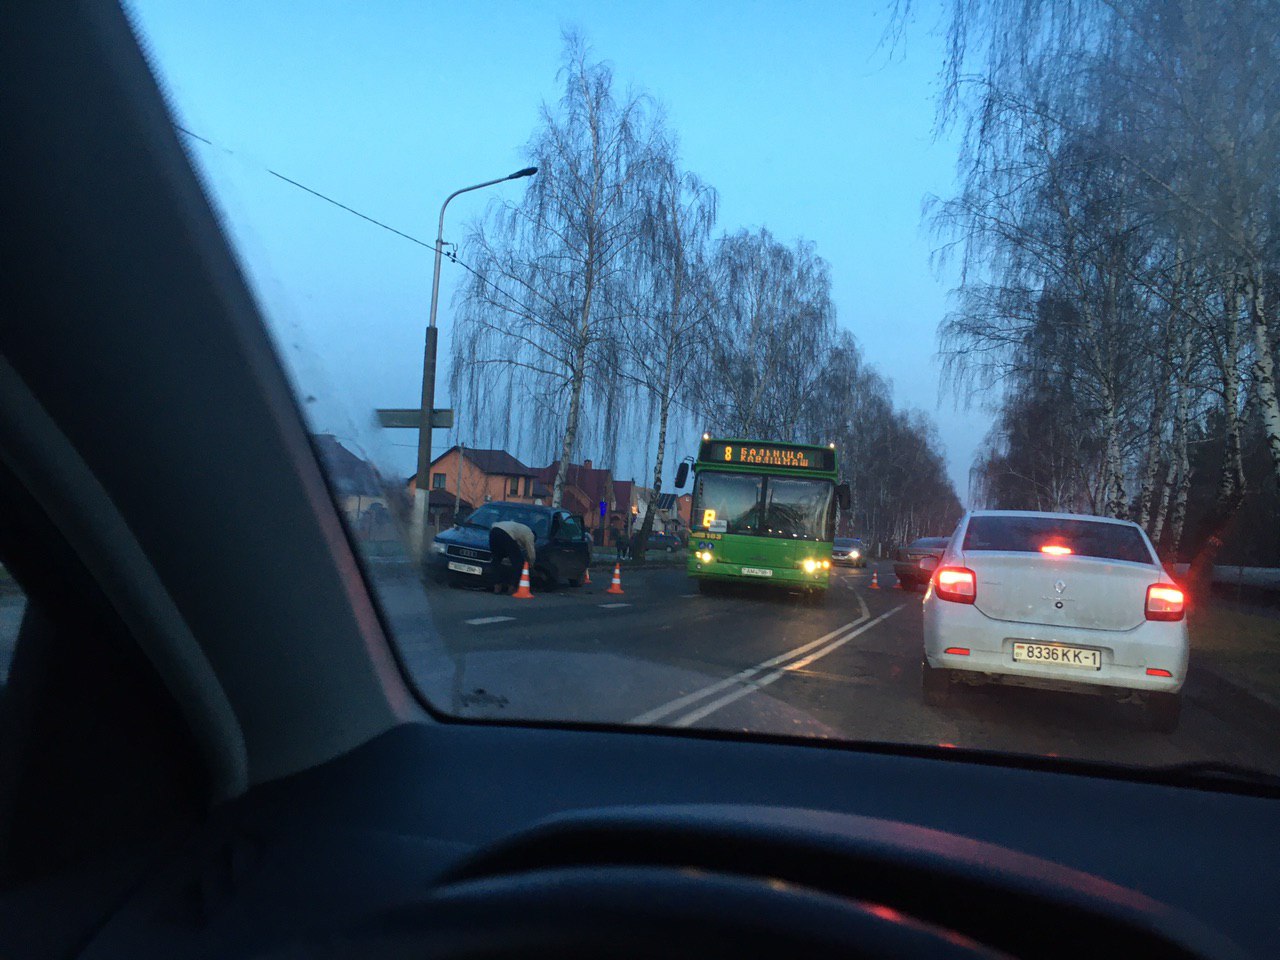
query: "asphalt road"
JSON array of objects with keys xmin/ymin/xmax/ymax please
[{"xmin": 379, "ymin": 560, "xmax": 1280, "ymax": 775}]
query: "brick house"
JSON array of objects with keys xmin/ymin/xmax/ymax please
[
  {"xmin": 409, "ymin": 446, "xmax": 550, "ymax": 529},
  {"xmin": 649, "ymin": 492, "xmax": 692, "ymax": 533},
  {"xmin": 313, "ymin": 434, "xmax": 398, "ymax": 548},
  {"xmin": 535, "ymin": 459, "xmax": 634, "ymax": 539}
]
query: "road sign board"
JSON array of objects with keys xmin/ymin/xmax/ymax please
[{"xmin": 375, "ymin": 408, "xmax": 454, "ymax": 429}]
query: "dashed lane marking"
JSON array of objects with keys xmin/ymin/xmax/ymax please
[
  {"xmin": 669, "ymin": 604, "xmax": 904, "ymax": 727},
  {"xmin": 464, "ymin": 616, "xmax": 517, "ymax": 626},
  {"xmin": 629, "ymin": 590, "xmax": 871, "ymax": 727},
  {"xmin": 598, "ymin": 602, "xmax": 631, "ymax": 609}
]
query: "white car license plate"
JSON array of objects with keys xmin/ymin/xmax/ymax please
[
  {"xmin": 448, "ymin": 561, "xmax": 483, "ymax": 576},
  {"xmin": 1012, "ymin": 642, "xmax": 1100, "ymax": 670},
  {"xmin": 741, "ymin": 567, "xmax": 773, "ymax": 577}
]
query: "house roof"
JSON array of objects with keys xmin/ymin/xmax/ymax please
[
  {"xmin": 536, "ymin": 460, "xmax": 635, "ymax": 514},
  {"xmin": 313, "ymin": 434, "xmax": 383, "ymax": 497},
  {"xmin": 536, "ymin": 460, "xmax": 610, "ymax": 505},
  {"xmin": 421, "ymin": 446, "xmax": 536, "ymax": 479}
]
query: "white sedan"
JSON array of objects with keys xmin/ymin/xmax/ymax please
[{"xmin": 922, "ymin": 510, "xmax": 1188, "ymax": 732}]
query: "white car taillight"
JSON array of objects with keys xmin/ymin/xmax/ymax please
[
  {"xmin": 1145, "ymin": 583, "xmax": 1185, "ymax": 621},
  {"xmin": 934, "ymin": 566, "xmax": 977, "ymax": 604}
]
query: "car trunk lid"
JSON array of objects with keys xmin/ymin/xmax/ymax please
[{"xmin": 963, "ymin": 553, "xmax": 1153, "ymax": 632}]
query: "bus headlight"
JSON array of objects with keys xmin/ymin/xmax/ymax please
[
  {"xmin": 803, "ymin": 558, "xmax": 818, "ymax": 573},
  {"xmin": 822, "ymin": 559, "xmax": 830, "ymax": 569},
  {"xmin": 697, "ymin": 550, "xmax": 713, "ymax": 564}
]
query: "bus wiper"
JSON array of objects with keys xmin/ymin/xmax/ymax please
[{"xmin": 1152, "ymin": 761, "xmax": 1280, "ymax": 790}]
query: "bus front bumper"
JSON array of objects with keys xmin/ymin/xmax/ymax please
[{"xmin": 688, "ymin": 558, "xmax": 829, "ymax": 589}]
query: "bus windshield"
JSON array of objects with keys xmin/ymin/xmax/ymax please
[
  {"xmin": 763, "ymin": 477, "xmax": 833, "ymax": 541},
  {"xmin": 696, "ymin": 473, "xmax": 763, "ymax": 534},
  {"xmin": 695, "ymin": 472, "xmax": 833, "ymax": 541}
]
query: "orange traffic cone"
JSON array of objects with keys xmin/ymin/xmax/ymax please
[
  {"xmin": 606, "ymin": 562, "xmax": 625, "ymax": 595},
  {"xmin": 512, "ymin": 562, "xmax": 535, "ymax": 599},
  {"xmin": 869, "ymin": 570, "xmax": 880, "ymax": 590},
  {"xmin": 583, "ymin": 566, "xmax": 592, "ymax": 585}
]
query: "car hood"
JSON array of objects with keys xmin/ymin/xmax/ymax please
[{"xmin": 435, "ymin": 524, "xmax": 491, "ymax": 548}]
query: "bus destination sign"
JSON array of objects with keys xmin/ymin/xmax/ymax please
[{"xmin": 703, "ymin": 441, "xmax": 834, "ymax": 472}]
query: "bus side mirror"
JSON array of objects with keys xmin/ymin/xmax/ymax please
[
  {"xmin": 674, "ymin": 463, "xmax": 689, "ymax": 489},
  {"xmin": 836, "ymin": 482, "xmax": 851, "ymax": 510}
]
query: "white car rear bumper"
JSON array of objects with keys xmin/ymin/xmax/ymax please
[{"xmin": 923, "ymin": 594, "xmax": 1188, "ymax": 693}]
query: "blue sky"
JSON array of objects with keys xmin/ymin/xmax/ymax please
[{"xmin": 128, "ymin": 0, "xmax": 988, "ymax": 502}]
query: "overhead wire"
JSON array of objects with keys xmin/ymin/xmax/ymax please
[
  {"xmin": 175, "ymin": 125, "xmax": 541, "ymax": 321},
  {"xmin": 177, "ymin": 125, "xmax": 709, "ymax": 449}
]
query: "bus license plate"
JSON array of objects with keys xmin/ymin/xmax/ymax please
[
  {"xmin": 741, "ymin": 567, "xmax": 772, "ymax": 577},
  {"xmin": 448, "ymin": 561, "xmax": 483, "ymax": 576},
  {"xmin": 1012, "ymin": 642, "xmax": 1100, "ymax": 670}
]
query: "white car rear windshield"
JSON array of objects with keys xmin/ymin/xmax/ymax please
[{"xmin": 962, "ymin": 517, "xmax": 1152, "ymax": 564}]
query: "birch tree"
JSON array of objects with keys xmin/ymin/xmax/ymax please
[
  {"xmin": 696, "ymin": 228, "xmax": 837, "ymax": 439},
  {"xmin": 449, "ymin": 33, "xmax": 660, "ymax": 505},
  {"xmin": 921, "ymin": 0, "xmax": 1280, "ymax": 576},
  {"xmin": 621, "ymin": 153, "xmax": 717, "ymax": 557}
]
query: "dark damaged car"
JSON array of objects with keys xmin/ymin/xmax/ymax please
[{"xmin": 429, "ymin": 501, "xmax": 590, "ymax": 589}]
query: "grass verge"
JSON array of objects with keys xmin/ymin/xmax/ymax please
[{"xmin": 1189, "ymin": 603, "xmax": 1280, "ymax": 705}]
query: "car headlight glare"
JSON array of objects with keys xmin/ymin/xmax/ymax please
[
  {"xmin": 803, "ymin": 558, "xmax": 818, "ymax": 573},
  {"xmin": 851, "ymin": 550, "xmax": 860, "ymax": 559}
]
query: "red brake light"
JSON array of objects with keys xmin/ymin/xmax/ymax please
[
  {"xmin": 1145, "ymin": 584, "xmax": 1185, "ymax": 621},
  {"xmin": 1146, "ymin": 668, "xmax": 1173, "ymax": 678},
  {"xmin": 934, "ymin": 566, "xmax": 977, "ymax": 604},
  {"xmin": 1040, "ymin": 544, "xmax": 1072, "ymax": 556}
]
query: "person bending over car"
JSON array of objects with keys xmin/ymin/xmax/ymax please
[{"xmin": 489, "ymin": 520, "xmax": 536, "ymax": 594}]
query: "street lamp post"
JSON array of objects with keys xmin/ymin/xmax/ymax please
[{"xmin": 411, "ymin": 166, "xmax": 537, "ymax": 561}]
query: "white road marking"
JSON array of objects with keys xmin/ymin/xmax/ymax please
[
  {"xmin": 629, "ymin": 589, "xmax": 871, "ymax": 726},
  {"xmin": 598, "ymin": 602, "xmax": 631, "ymax": 609},
  {"xmin": 670, "ymin": 604, "xmax": 904, "ymax": 727},
  {"xmin": 681, "ymin": 594, "xmax": 700, "ymax": 598},
  {"xmin": 464, "ymin": 616, "xmax": 516, "ymax": 626}
]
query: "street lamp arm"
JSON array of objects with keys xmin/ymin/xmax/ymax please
[{"xmin": 436, "ymin": 167, "xmax": 539, "ymax": 245}]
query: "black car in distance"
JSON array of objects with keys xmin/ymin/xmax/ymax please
[
  {"xmin": 430, "ymin": 501, "xmax": 590, "ymax": 589},
  {"xmin": 893, "ymin": 536, "xmax": 949, "ymax": 590}
]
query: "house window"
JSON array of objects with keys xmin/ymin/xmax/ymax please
[
  {"xmin": 431, "ymin": 472, "xmax": 446, "ymax": 490},
  {"xmin": 523, "ymin": 477, "xmax": 532, "ymax": 497},
  {"xmin": 509, "ymin": 476, "xmax": 520, "ymax": 495}
]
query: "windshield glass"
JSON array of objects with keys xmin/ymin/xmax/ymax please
[
  {"xmin": 762, "ymin": 478, "xmax": 833, "ymax": 541},
  {"xmin": 129, "ymin": 0, "xmax": 1280, "ymax": 781},
  {"xmin": 694, "ymin": 473, "xmax": 763, "ymax": 535},
  {"xmin": 465, "ymin": 505, "xmax": 550, "ymax": 538},
  {"xmin": 963, "ymin": 517, "xmax": 1153, "ymax": 565}
]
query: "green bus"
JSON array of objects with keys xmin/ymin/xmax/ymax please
[{"xmin": 674, "ymin": 436, "xmax": 850, "ymax": 599}]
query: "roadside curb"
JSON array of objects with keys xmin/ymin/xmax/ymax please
[
  {"xmin": 1186, "ymin": 661, "xmax": 1280, "ymax": 727},
  {"xmin": 587, "ymin": 557, "xmax": 686, "ymax": 570}
]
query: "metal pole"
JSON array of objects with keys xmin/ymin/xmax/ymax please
[
  {"xmin": 411, "ymin": 167, "xmax": 536, "ymax": 562},
  {"xmin": 454, "ymin": 442, "xmax": 464, "ymax": 522}
]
